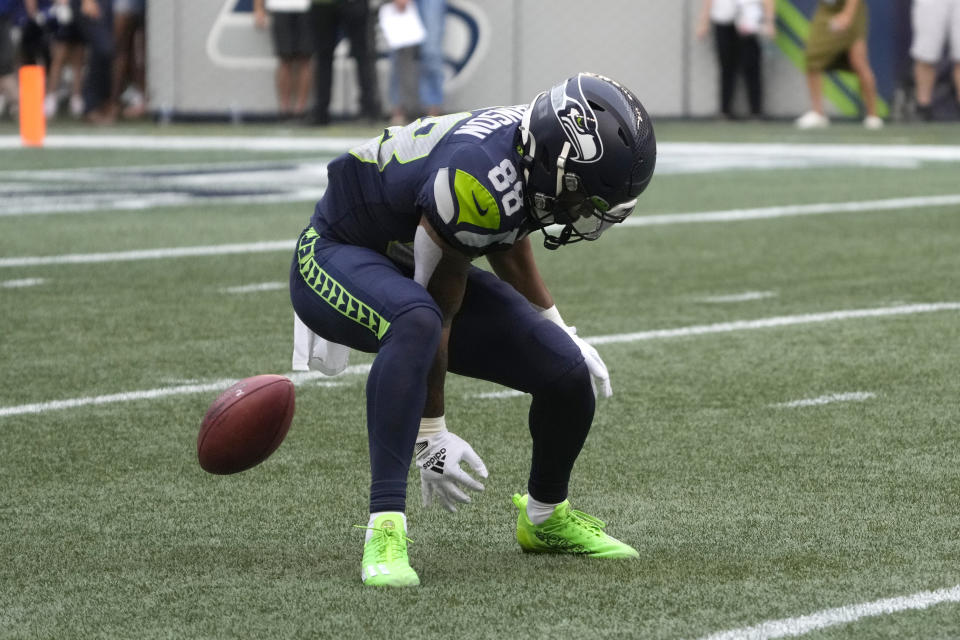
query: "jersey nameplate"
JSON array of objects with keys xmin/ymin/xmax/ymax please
[{"xmin": 455, "ymin": 106, "xmax": 526, "ymax": 141}]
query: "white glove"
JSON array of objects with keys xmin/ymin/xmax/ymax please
[
  {"xmin": 539, "ymin": 305, "xmax": 613, "ymax": 398},
  {"xmin": 565, "ymin": 326, "xmax": 613, "ymax": 398},
  {"xmin": 415, "ymin": 422, "xmax": 488, "ymax": 512}
]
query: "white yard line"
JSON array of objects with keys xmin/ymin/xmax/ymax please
[
  {"xmin": 0, "ymin": 134, "xmax": 369, "ymax": 152},
  {"xmin": 697, "ymin": 584, "xmax": 960, "ymax": 640},
  {"xmin": 0, "ymin": 372, "xmax": 351, "ymax": 418},
  {"xmin": 585, "ymin": 303, "xmax": 960, "ymax": 345},
  {"xmin": 696, "ymin": 291, "xmax": 777, "ymax": 303},
  {"xmin": 3, "ymin": 193, "xmax": 959, "ymax": 269},
  {"xmin": 773, "ymin": 392, "xmax": 876, "ymax": 408},
  {"xmin": 664, "ymin": 142, "xmax": 960, "ymax": 163},
  {"xmin": 0, "ymin": 378, "xmax": 239, "ymax": 418},
  {"xmin": 1, "ymin": 277, "xmax": 46, "ymax": 288},
  {"xmin": 220, "ymin": 281, "xmax": 286, "ymax": 294},
  {"xmin": 0, "ymin": 241, "xmax": 294, "ymax": 268},
  {"xmin": 2, "ymin": 303, "xmax": 956, "ymax": 418},
  {"xmin": 471, "ymin": 390, "xmax": 527, "ymax": 400},
  {"xmin": 623, "ymin": 194, "xmax": 960, "ymax": 227},
  {"xmin": 0, "ymin": 188, "xmax": 328, "ymax": 217},
  {"xmin": 3, "ymin": 136, "xmax": 960, "ymax": 161}
]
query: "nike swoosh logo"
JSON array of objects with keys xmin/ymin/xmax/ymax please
[{"xmin": 471, "ymin": 191, "xmax": 488, "ymax": 216}]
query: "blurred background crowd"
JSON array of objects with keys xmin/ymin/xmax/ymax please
[
  {"xmin": 0, "ymin": 0, "xmax": 145, "ymax": 123},
  {"xmin": 0, "ymin": 0, "xmax": 958, "ymax": 127}
]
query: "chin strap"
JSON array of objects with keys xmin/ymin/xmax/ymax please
[
  {"xmin": 518, "ymin": 92, "xmax": 542, "ymax": 189},
  {"xmin": 555, "ymin": 141, "xmax": 572, "ymax": 198}
]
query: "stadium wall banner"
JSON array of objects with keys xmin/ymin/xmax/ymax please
[{"xmin": 147, "ymin": 0, "xmax": 910, "ymax": 120}]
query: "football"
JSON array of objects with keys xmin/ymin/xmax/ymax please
[{"xmin": 197, "ymin": 374, "xmax": 296, "ymax": 474}]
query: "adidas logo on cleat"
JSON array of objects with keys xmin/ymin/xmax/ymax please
[{"xmin": 534, "ymin": 531, "xmax": 587, "ymax": 554}]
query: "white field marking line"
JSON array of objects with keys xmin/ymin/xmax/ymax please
[
  {"xmin": 0, "ymin": 188, "xmax": 328, "ymax": 217},
  {"xmin": 471, "ymin": 390, "xmax": 527, "ymax": 399},
  {"xmin": 696, "ymin": 291, "xmax": 777, "ymax": 303},
  {"xmin": 586, "ymin": 303, "xmax": 960, "ymax": 346},
  {"xmin": 4, "ymin": 193, "xmax": 959, "ymax": 269},
  {"xmin": 697, "ymin": 584, "xmax": 960, "ymax": 640},
  {"xmin": 0, "ymin": 378, "xmax": 239, "ymax": 418},
  {"xmin": 220, "ymin": 281, "xmax": 286, "ymax": 294},
  {"xmin": 773, "ymin": 392, "xmax": 876, "ymax": 408},
  {"xmin": 3, "ymin": 136, "xmax": 960, "ymax": 160},
  {"xmin": 2, "ymin": 303, "xmax": 957, "ymax": 418},
  {"xmin": 665, "ymin": 142, "xmax": 960, "ymax": 162},
  {"xmin": 0, "ymin": 371, "xmax": 353, "ymax": 419},
  {"xmin": 461, "ymin": 304, "xmax": 959, "ymax": 400},
  {"xmin": 0, "ymin": 240, "xmax": 294, "ymax": 268},
  {"xmin": 1, "ymin": 277, "xmax": 46, "ymax": 288},
  {"xmin": 623, "ymin": 194, "xmax": 960, "ymax": 227},
  {"xmin": 0, "ymin": 134, "xmax": 370, "ymax": 152}
]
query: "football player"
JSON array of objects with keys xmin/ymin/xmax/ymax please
[{"xmin": 289, "ymin": 72, "xmax": 657, "ymax": 587}]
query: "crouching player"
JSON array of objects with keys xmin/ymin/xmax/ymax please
[{"xmin": 290, "ymin": 73, "xmax": 657, "ymax": 586}]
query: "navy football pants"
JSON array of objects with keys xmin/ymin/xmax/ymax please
[{"xmin": 289, "ymin": 226, "xmax": 595, "ymax": 512}]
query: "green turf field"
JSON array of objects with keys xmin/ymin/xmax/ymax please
[{"xmin": 1, "ymin": 120, "xmax": 959, "ymax": 639}]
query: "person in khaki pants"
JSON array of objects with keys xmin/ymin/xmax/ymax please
[{"xmin": 794, "ymin": 0, "xmax": 883, "ymax": 130}]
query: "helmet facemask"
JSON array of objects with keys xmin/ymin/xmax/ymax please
[{"xmin": 523, "ymin": 124, "xmax": 637, "ymax": 250}]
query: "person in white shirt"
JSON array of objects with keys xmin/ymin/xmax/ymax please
[{"xmin": 911, "ymin": 0, "xmax": 960, "ymax": 120}]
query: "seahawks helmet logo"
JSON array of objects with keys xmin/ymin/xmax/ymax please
[{"xmin": 549, "ymin": 78, "xmax": 603, "ymax": 163}]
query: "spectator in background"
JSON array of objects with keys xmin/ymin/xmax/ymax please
[
  {"xmin": 0, "ymin": 1, "xmax": 13, "ymax": 119},
  {"xmin": 254, "ymin": 0, "xmax": 313, "ymax": 120},
  {"xmin": 386, "ymin": 30, "xmax": 418, "ymax": 125},
  {"xmin": 309, "ymin": 0, "xmax": 380, "ymax": 125},
  {"xmin": 911, "ymin": 0, "xmax": 960, "ymax": 120},
  {"xmin": 794, "ymin": 0, "xmax": 882, "ymax": 130},
  {"xmin": 0, "ymin": 0, "xmax": 23, "ymax": 118},
  {"xmin": 410, "ymin": 0, "xmax": 444, "ymax": 117},
  {"xmin": 379, "ymin": 0, "xmax": 422, "ymax": 125},
  {"xmin": 110, "ymin": 0, "xmax": 145, "ymax": 119},
  {"xmin": 697, "ymin": 0, "xmax": 776, "ymax": 120},
  {"xmin": 45, "ymin": 0, "xmax": 87, "ymax": 118},
  {"xmin": 20, "ymin": 0, "xmax": 49, "ymax": 70},
  {"xmin": 71, "ymin": 0, "xmax": 114, "ymax": 124}
]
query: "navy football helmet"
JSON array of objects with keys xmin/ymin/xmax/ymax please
[{"xmin": 517, "ymin": 73, "xmax": 656, "ymax": 249}]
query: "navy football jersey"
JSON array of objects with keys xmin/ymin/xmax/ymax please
[{"xmin": 310, "ymin": 107, "xmax": 537, "ymax": 260}]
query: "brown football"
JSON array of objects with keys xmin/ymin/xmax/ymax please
[{"xmin": 197, "ymin": 374, "xmax": 295, "ymax": 474}]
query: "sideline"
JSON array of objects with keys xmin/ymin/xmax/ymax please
[
  {"xmin": 0, "ymin": 134, "xmax": 369, "ymax": 152},
  {"xmin": 2, "ymin": 302, "xmax": 958, "ymax": 418},
  {"xmin": 3, "ymin": 136, "xmax": 960, "ymax": 161}
]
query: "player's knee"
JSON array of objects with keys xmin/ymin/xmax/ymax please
[
  {"xmin": 530, "ymin": 358, "xmax": 595, "ymax": 427},
  {"xmin": 381, "ymin": 306, "xmax": 442, "ymax": 378},
  {"xmin": 556, "ymin": 358, "xmax": 593, "ymax": 398},
  {"xmin": 537, "ymin": 357, "xmax": 594, "ymax": 406},
  {"xmin": 385, "ymin": 304, "xmax": 442, "ymax": 352}
]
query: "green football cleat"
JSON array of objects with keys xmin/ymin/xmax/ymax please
[
  {"xmin": 358, "ymin": 513, "xmax": 420, "ymax": 587},
  {"xmin": 512, "ymin": 494, "xmax": 640, "ymax": 558}
]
